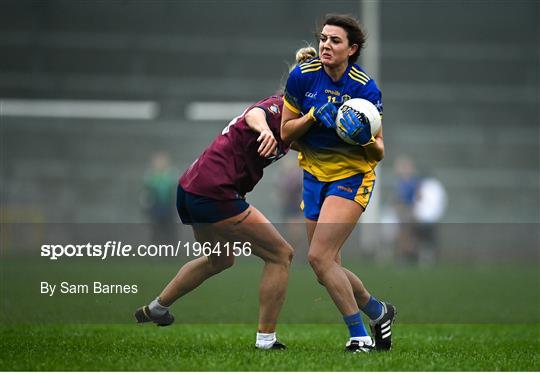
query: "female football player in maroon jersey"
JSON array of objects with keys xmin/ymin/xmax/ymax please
[{"xmin": 135, "ymin": 48, "xmax": 317, "ymax": 350}]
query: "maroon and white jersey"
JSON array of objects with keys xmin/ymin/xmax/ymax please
[{"xmin": 180, "ymin": 95, "xmax": 288, "ymax": 200}]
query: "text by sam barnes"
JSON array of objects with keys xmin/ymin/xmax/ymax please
[{"xmin": 41, "ymin": 281, "xmax": 138, "ymax": 296}]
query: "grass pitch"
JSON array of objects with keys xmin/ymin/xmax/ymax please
[
  {"xmin": 1, "ymin": 259, "xmax": 539, "ymax": 370},
  {"xmin": 0, "ymin": 323, "xmax": 538, "ymax": 371}
]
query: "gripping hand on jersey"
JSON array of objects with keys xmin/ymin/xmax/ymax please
[
  {"xmin": 257, "ymin": 129, "xmax": 278, "ymax": 158},
  {"xmin": 339, "ymin": 109, "xmax": 376, "ymax": 146},
  {"xmin": 308, "ymin": 102, "xmax": 337, "ymax": 129}
]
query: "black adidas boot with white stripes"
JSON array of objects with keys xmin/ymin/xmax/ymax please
[
  {"xmin": 134, "ymin": 305, "xmax": 175, "ymax": 326},
  {"xmin": 370, "ymin": 302, "xmax": 396, "ymax": 351}
]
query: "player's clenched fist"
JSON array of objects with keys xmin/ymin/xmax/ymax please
[
  {"xmin": 339, "ymin": 110, "xmax": 375, "ymax": 146},
  {"xmin": 308, "ymin": 102, "xmax": 338, "ymax": 129}
]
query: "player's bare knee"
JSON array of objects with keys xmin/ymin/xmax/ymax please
[
  {"xmin": 307, "ymin": 252, "xmax": 330, "ymax": 278},
  {"xmin": 307, "ymin": 251, "xmax": 320, "ymax": 269},
  {"xmin": 281, "ymin": 242, "xmax": 294, "ymax": 265},
  {"xmin": 221, "ymin": 255, "xmax": 235, "ymax": 269},
  {"xmin": 266, "ymin": 242, "xmax": 293, "ymax": 266},
  {"xmin": 208, "ymin": 255, "xmax": 235, "ymax": 274}
]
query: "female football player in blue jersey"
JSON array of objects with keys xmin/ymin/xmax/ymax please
[
  {"xmin": 281, "ymin": 14, "xmax": 396, "ymax": 353},
  {"xmin": 135, "ymin": 48, "xmax": 318, "ymax": 350}
]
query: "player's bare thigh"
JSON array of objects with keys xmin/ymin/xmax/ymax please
[
  {"xmin": 192, "ymin": 225, "xmax": 235, "ymax": 267},
  {"xmin": 308, "ymin": 196, "xmax": 364, "ymax": 258},
  {"xmin": 211, "ymin": 205, "xmax": 292, "ymax": 262}
]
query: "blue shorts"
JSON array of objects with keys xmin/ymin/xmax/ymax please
[
  {"xmin": 301, "ymin": 170, "xmax": 376, "ymax": 221},
  {"xmin": 176, "ymin": 185, "xmax": 250, "ymax": 224}
]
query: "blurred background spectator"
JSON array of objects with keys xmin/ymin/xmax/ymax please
[
  {"xmin": 393, "ymin": 156, "xmax": 421, "ymax": 264},
  {"xmin": 413, "ymin": 175, "xmax": 447, "ymax": 266},
  {"xmin": 392, "ymin": 156, "xmax": 448, "ymax": 266},
  {"xmin": 141, "ymin": 152, "xmax": 177, "ymax": 244}
]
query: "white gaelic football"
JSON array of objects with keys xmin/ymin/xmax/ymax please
[{"xmin": 335, "ymin": 98, "xmax": 382, "ymax": 145}]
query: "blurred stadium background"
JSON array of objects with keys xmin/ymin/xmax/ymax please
[
  {"xmin": 1, "ymin": 5, "xmax": 539, "ymax": 370},
  {"xmin": 1, "ymin": 0, "xmax": 539, "ymax": 265}
]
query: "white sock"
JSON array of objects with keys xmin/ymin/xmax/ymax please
[
  {"xmin": 350, "ymin": 336, "xmax": 374, "ymax": 346},
  {"xmin": 255, "ymin": 332, "xmax": 276, "ymax": 349},
  {"xmin": 148, "ymin": 298, "xmax": 168, "ymax": 316}
]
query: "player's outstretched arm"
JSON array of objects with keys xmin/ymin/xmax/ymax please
[{"xmin": 245, "ymin": 107, "xmax": 278, "ymax": 158}]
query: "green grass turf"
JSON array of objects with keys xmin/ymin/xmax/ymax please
[
  {"xmin": 0, "ymin": 323, "xmax": 538, "ymax": 371},
  {"xmin": 2, "ymin": 259, "xmax": 539, "ymax": 324},
  {"xmin": 2, "ymin": 257, "xmax": 539, "ymax": 370}
]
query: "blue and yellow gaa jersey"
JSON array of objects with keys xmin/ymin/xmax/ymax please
[{"xmin": 284, "ymin": 57, "xmax": 383, "ymax": 182}]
